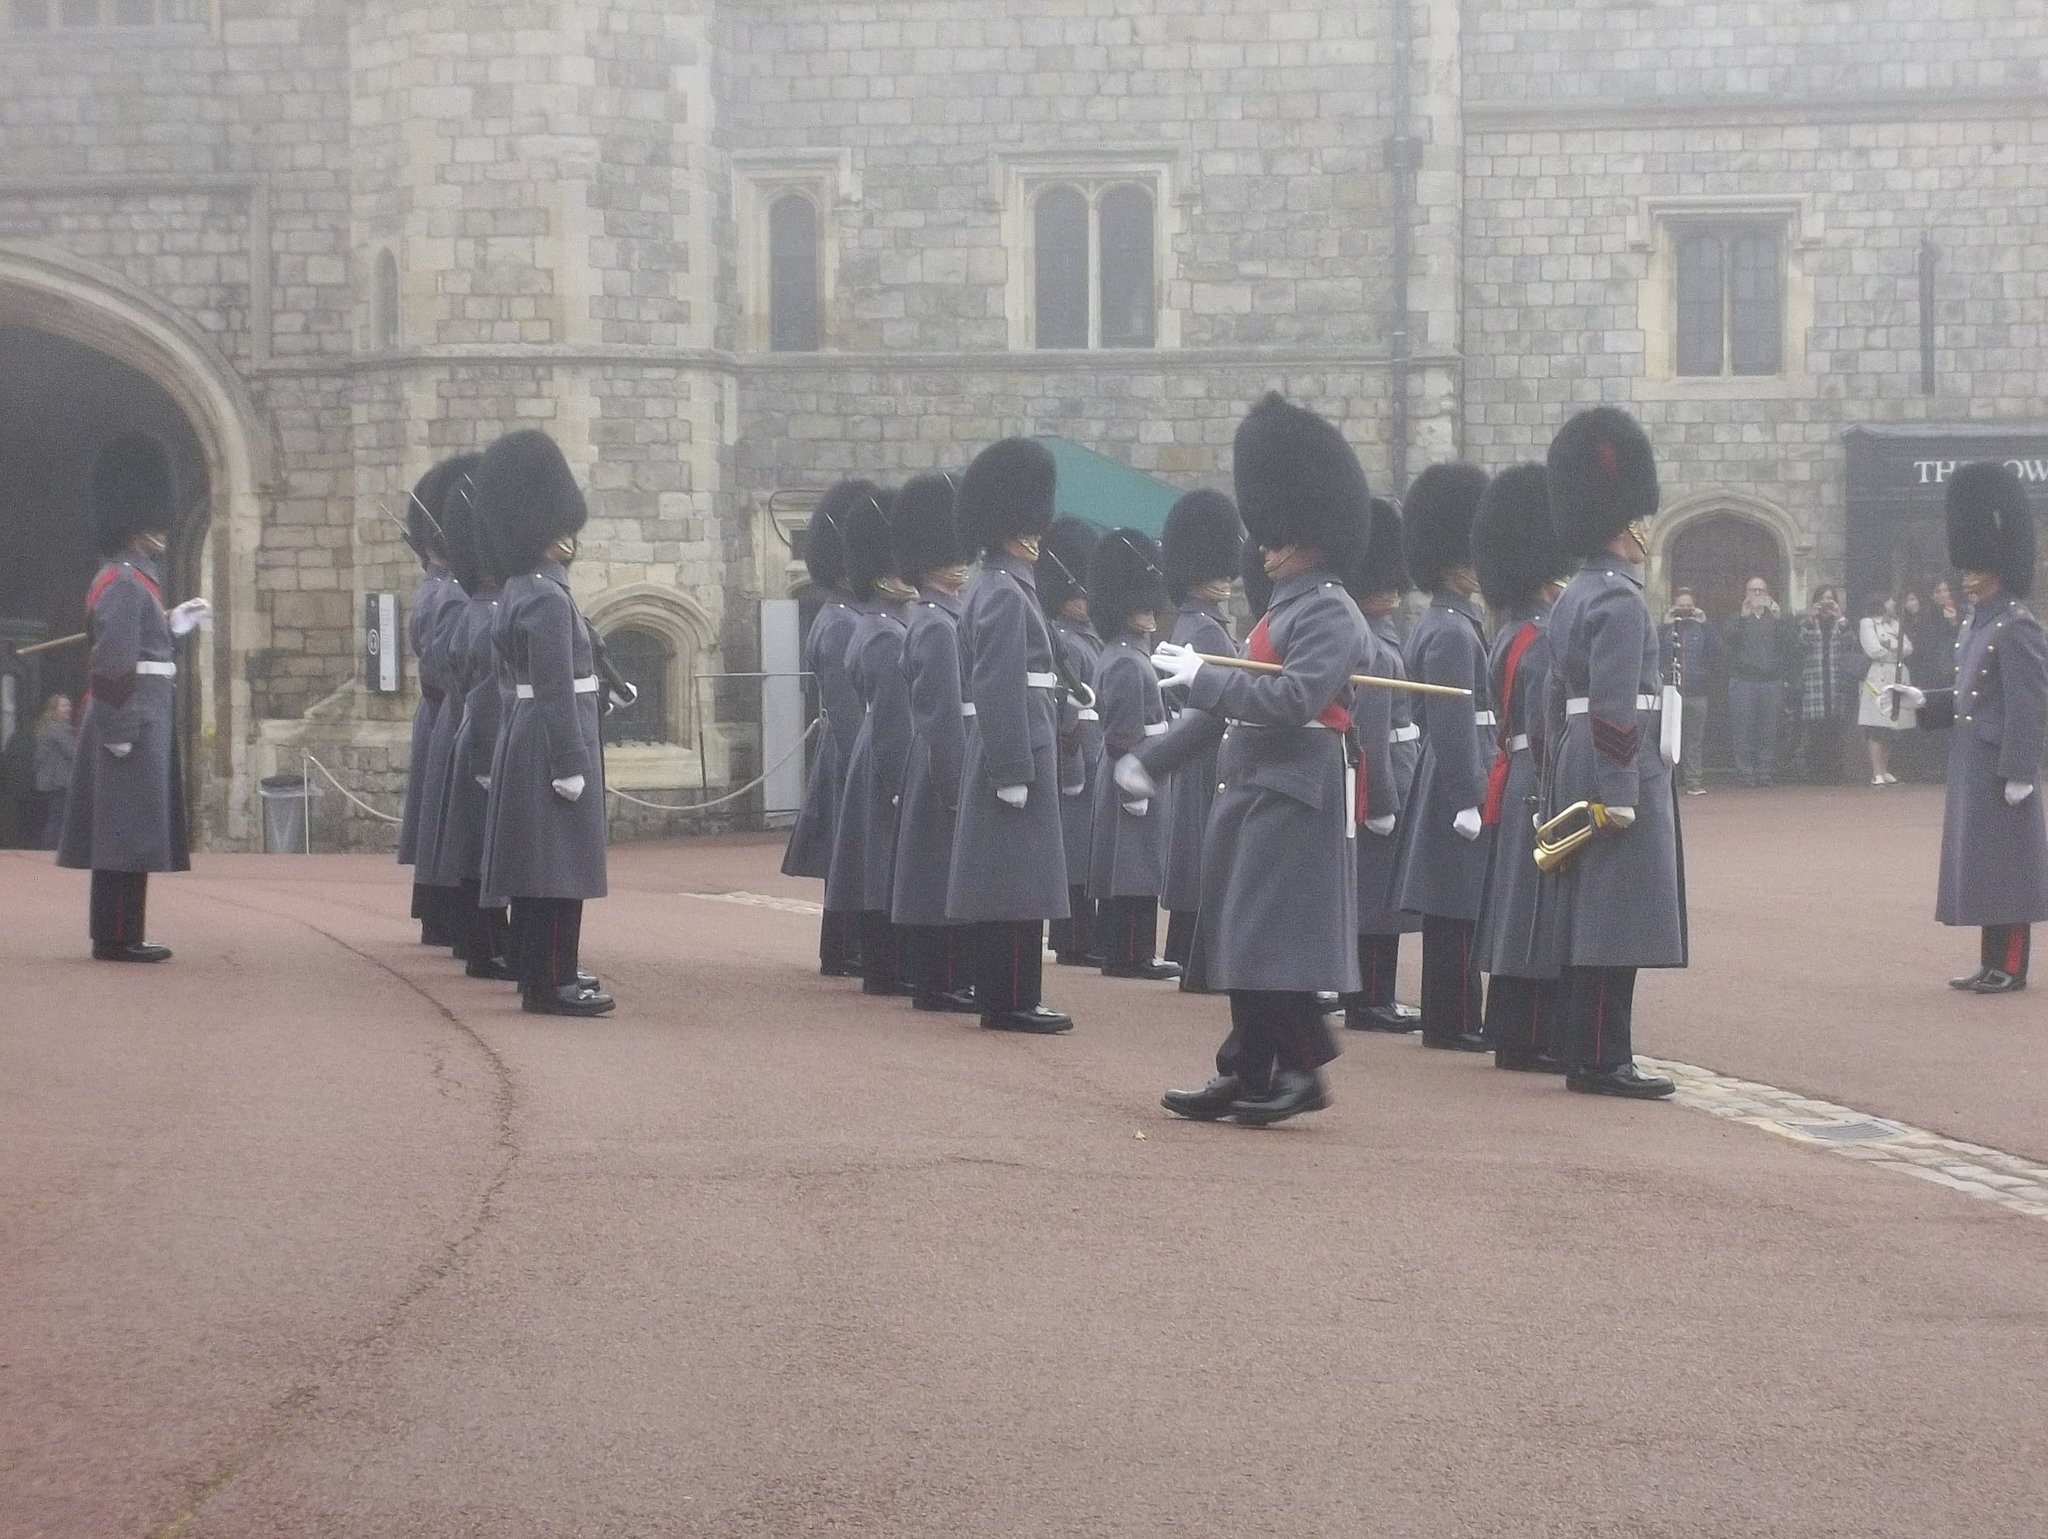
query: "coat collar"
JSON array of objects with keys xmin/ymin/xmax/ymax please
[
  {"xmin": 537, "ymin": 558, "xmax": 572, "ymax": 591},
  {"xmin": 1432, "ymin": 589, "xmax": 1487, "ymax": 627},
  {"xmin": 1179, "ymin": 595, "xmax": 1228, "ymax": 628},
  {"xmin": 1269, "ymin": 569, "xmax": 1339, "ymax": 610},
  {"xmin": 1579, "ymin": 552, "xmax": 1645, "ymax": 589},
  {"xmin": 989, "ymin": 552, "xmax": 1039, "ymax": 593},
  {"xmin": 1108, "ymin": 628, "xmax": 1154, "ymax": 650},
  {"xmin": 917, "ymin": 585, "xmax": 964, "ymax": 617},
  {"xmin": 118, "ymin": 553, "xmax": 164, "ymax": 586},
  {"xmin": 1968, "ymin": 591, "xmax": 2016, "ymax": 629}
]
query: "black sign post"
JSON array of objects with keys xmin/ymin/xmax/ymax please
[{"xmin": 1843, "ymin": 424, "xmax": 2048, "ymax": 607}]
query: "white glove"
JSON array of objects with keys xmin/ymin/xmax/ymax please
[
  {"xmin": 476, "ymin": 776, "xmax": 491, "ymax": 790},
  {"xmin": 551, "ymin": 774, "xmax": 586, "ymax": 802},
  {"xmin": 1883, "ymin": 683, "xmax": 1927, "ymax": 712},
  {"xmin": 1604, "ymin": 805, "xmax": 1637, "ymax": 830},
  {"xmin": 1452, "ymin": 806, "xmax": 1483, "ymax": 841},
  {"xmin": 2006, "ymin": 781, "xmax": 2037, "ymax": 807},
  {"xmin": 105, "ymin": 741, "xmax": 132, "ymax": 758},
  {"xmin": 1151, "ymin": 641, "xmax": 1203, "ymax": 691},
  {"xmin": 168, "ymin": 597, "xmax": 211, "ymax": 637},
  {"xmin": 996, "ymin": 784, "xmax": 1028, "ymax": 809},
  {"xmin": 1112, "ymin": 753, "xmax": 1158, "ymax": 801},
  {"xmin": 1363, "ymin": 814, "xmax": 1396, "ymax": 837},
  {"xmin": 1121, "ymin": 798, "xmax": 1150, "ymax": 817},
  {"xmin": 1061, "ymin": 782, "xmax": 1086, "ymax": 797}
]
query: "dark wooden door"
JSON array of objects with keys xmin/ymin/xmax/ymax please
[{"xmin": 1667, "ymin": 514, "xmax": 1788, "ymax": 622}]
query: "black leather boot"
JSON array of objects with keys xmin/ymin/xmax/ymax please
[
  {"xmin": 522, "ymin": 983, "xmax": 617, "ymax": 1017},
  {"xmin": 1228, "ymin": 1070, "xmax": 1331, "ymax": 1126},
  {"xmin": 1564, "ymin": 1062, "xmax": 1675, "ymax": 1099},
  {"xmin": 1160, "ymin": 1075, "xmax": 1242, "ymax": 1121}
]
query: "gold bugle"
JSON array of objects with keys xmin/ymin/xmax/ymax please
[
  {"xmin": 1532, "ymin": 800, "xmax": 1609, "ymax": 874},
  {"xmin": 1193, "ymin": 653, "xmax": 1474, "ymax": 699}
]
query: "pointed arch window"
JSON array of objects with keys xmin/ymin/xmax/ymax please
[
  {"xmin": 599, "ymin": 626, "xmax": 674, "ymax": 746},
  {"xmin": 1028, "ymin": 178, "xmax": 1159, "ymax": 352},
  {"xmin": 372, "ymin": 248, "xmax": 400, "ymax": 350},
  {"xmin": 768, "ymin": 193, "xmax": 822, "ymax": 353}
]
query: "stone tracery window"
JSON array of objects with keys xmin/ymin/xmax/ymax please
[
  {"xmin": 1675, "ymin": 222, "xmax": 1785, "ymax": 378},
  {"xmin": 1030, "ymin": 180, "xmax": 1157, "ymax": 351}
]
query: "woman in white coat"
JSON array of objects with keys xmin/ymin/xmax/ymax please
[{"xmin": 1858, "ymin": 596, "xmax": 1916, "ymax": 785}]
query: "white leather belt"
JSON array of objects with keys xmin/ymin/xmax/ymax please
[
  {"xmin": 1508, "ymin": 733, "xmax": 1530, "ymax": 752},
  {"xmin": 1143, "ymin": 721, "xmax": 1168, "ymax": 737},
  {"xmin": 1077, "ymin": 708, "xmax": 1100, "ymax": 722},
  {"xmin": 959, "ymin": 702, "xmax": 976, "ymax": 717},
  {"xmin": 1388, "ymin": 723, "xmax": 1420, "ymax": 743},
  {"xmin": 1226, "ymin": 719, "xmax": 1340, "ymax": 731},
  {"xmin": 1026, "ymin": 671, "xmax": 1059, "ymax": 689},
  {"xmin": 1472, "ymin": 711, "xmax": 1497, "ymax": 727},
  {"xmin": 1566, "ymin": 694, "xmax": 1660, "ymax": 715},
  {"xmin": 515, "ymin": 676, "xmax": 599, "ymax": 700},
  {"xmin": 135, "ymin": 661, "xmax": 177, "ymax": 678}
]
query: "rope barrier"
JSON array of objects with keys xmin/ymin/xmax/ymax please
[
  {"xmin": 605, "ymin": 718, "xmax": 818, "ymax": 814},
  {"xmin": 302, "ymin": 752, "xmax": 403, "ymax": 824}
]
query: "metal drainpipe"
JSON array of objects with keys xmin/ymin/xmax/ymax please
[{"xmin": 1387, "ymin": 0, "xmax": 1420, "ymax": 495}]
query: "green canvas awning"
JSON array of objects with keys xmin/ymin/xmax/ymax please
[{"xmin": 1035, "ymin": 436, "xmax": 1182, "ymax": 538}]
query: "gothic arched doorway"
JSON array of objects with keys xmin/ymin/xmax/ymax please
[{"xmin": 1666, "ymin": 512, "xmax": 1790, "ymax": 625}]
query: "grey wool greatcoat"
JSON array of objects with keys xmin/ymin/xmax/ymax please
[
  {"xmin": 1186, "ymin": 572, "xmax": 1370, "ymax": 994},
  {"xmin": 1474, "ymin": 604, "xmax": 1564, "ymax": 979},
  {"xmin": 424, "ymin": 589, "xmax": 502, "ymax": 889},
  {"xmin": 410, "ymin": 578, "xmax": 474, "ymax": 883},
  {"xmin": 1048, "ymin": 615, "xmax": 1105, "ymax": 883},
  {"xmin": 781, "ymin": 597, "xmax": 861, "ymax": 880},
  {"xmin": 1915, "ymin": 593, "xmax": 2048, "ymax": 927},
  {"xmin": 1357, "ymin": 611, "xmax": 1422, "ymax": 936},
  {"xmin": 1391, "ymin": 592, "xmax": 1497, "ymax": 922},
  {"xmin": 398, "ymin": 567, "xmax": 458, "ymax": 865},
  {"xmin": 1541, "ymin": 554, "xmax": 1687, "ymax": 968},
  {"xmin": 57, "ymin": 555, "xmax": 191, "ymax": 874},
  {"xmin": 1088, "ymin": 630, "xmax": 1171, "ymax": 899},
  {"xmin": 480, "ymin": 559, "xmax": 608, "ymax": 901},
  {"xmin": 891, "ymin": 588, "xmax": 967, "ymax": 928},
  {"xmin": 1160, "ymin": 598, "xmax": 1237, "ymax": 913},
  {"xmin": 946, "ymin": 554, "xmax": 1071, "ymax": 923},
  {"xmin": 825, "ymin": 599, "xmax": 912, "ymax": 914}
]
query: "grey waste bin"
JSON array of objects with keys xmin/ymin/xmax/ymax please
[{"xmin": 259, "ymin": 772, "xmax": 313, "ymax": 853}]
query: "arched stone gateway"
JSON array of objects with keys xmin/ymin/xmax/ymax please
[
  {"xmin": 0, "ymin": 244, "xmax": 270, "ymax": 849},
  {"xmin": 1650, "ymin": 491, "xmax": 1808, "ymax": 622}
]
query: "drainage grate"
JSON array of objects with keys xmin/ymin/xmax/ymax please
[{"xmin": 1769, "ymin": 1118, "xmax": 1906, "ymax": 1144}]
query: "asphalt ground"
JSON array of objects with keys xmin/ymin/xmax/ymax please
[{"xmin": 3, "ymin": 783, "xmax": 2044, "ymax": 1538}]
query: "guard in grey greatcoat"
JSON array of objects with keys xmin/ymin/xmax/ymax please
[
  {"xmin": 1888, "ymin": 461, "xmax": 2048, "ymax": 993},
  {"xmin": 825, "ymin": 487, "xmax": 917, "ymax": 998},
  {"xmin": 398, "ymin": 456, "xmax": 471, "ymax": 945},
  {"xmin": 57, "ymin": 434, "xmax": 208, "ymax": 962},
  {"xmin": 475, "ymin": 429, "xmax": 616, "ymax": 1018},
  {"xmin": 1389, "ymin": 462, "xmax": 1497, "ymax": 1051},
  {"xmin": 887, "ymin": 473, "xmax": 979, "ymax": 1013},
  {"xmin": 1157, "ymin": 489, "xmax": 1245, "ymax": 982},
  {"xmin": 1086, "ymin": 528, "xmax": 1180, "ymax": 981},
  {"xmin": 782, "ymin": 480, "xmax": 885, "ymax": 978},
  {"xmin": 1040, "ymin": 517, "xmax": 1106, "ymax": 967},
  {"xmin": 1343, "ymin": 495, "xmax": 1424, "ymax": 1032},
  {"xmin": 1471, "ymin": 464, "xmax": 1573, "ymax": 1072},
  {"xmin": 422, "ymin": 465, "xmax": 515, "ymax": 981},
  {"xmin": 407, "ymin": 454, "xmax": 484, "ymax": 956},
  {"xmin": 945, "ymin": 437, "xmax": 1075, "ymax": 1034},
  {"xmin": 1540, "ymin": 407, "xmax": 1684, "ymax": 1098},
  {"xmin": 1146, "ymin": 393, "xmax": 1372, "ymax": 1127}
]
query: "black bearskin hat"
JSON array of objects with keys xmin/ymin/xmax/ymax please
[
  {"xmin": 1347, "ymin": 495, "xmax": 1411, "ymax": 604},
  {"xmin": 1242, "ymin": 532, "xmax": 1274, "ymax": 622},
  {"xmin": 1473, "ymin": 463, "xmax": 1572, "ymax": 614},
  {"xmin": 1089, "ymin": 528, "xmax": 1170, "ymax": 639},
  {"xmin": 1161, "ymin": 489, "xmax": 1245, "ymax": 602},
  {"xmin": 404, "ymin": 456, "xmax": 469, "ymax": 566},
  {"xmin": 90, "ymin": 433, "xmax": 177, "ymax": 556},
  {"xmin": 1232, "ymin": 392, "xmax": 1370, "ymax": 573},
  {"xmin": 1037, "ymin": 516, "xmax": 1101, "ymax": 617},
  {"xmin": 842, "ymin": 483, "xmax": 898, "ymax": 603},
  {"xmin": 1401, "ymin": 461, "xmax": 1489, "ymax": 592},
  {"xmin": 1547, "ymin": 407, "xmax": 1660, "ymax": 557},
  {"xmin": 958, "ymin": 436, "xmax": 1057, "ymax": 555},
  {"xmin": 430, "ymin": 454, "xmax": 489, "ymax": 592},
  {"xmin": 1947, "ymin": 461, "xmax": 2037, "ymax": 600},
  {"xmin": 803, "ymin": 478, "xmax": 885, "ymax": 593},
  {"xmin": 891, "ymin": 473, "xmax": 967, "ymax": 584},
  {"xmin": 473, "ymin": 429, "xmax": 588, "ymax": 575}
]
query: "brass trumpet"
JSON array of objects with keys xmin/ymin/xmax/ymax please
[{"xmin": 1532, "ymin": 801, "xmax": 1610, "ymax": 874}]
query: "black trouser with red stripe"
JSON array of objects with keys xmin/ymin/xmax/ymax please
[
  {"xmin": 971, "ymin": 920, "xmax": 1046, "ymax": 1014},
  {"xmin": 1559, "ymin": 965, "xmax": 1637, "ymax": 1072},
  {"xmin": 413, "ymin": 882, "xmax": 461, "ymax": 946},
  {"xmin": 1218, "ymin": 990, "xmax": 1339, "ymax": 1095},
  {"xmin": 1049, "ymin": 887, "xmax": 1097, "ymax": 962},
  {"xmin": 90, "ymin": 870, "xmax": 149, "ymax": 946},
  {"xmin": 1419, "ymin": 916, "xmax": 1484, "ymax": 1044},
  {"xmin": 1981, "ymin": 924, "xmax": 2032, "ymax": 980},
  {"xmin": 818, "ymin": 909, "xmax": 861, "ymax": 975},
  {"xmin": 1095, "ymin": 894, "xmax": 1159, "ymax": 969},
  {"xmin": 450, "ymin": 878, "xmax": 510, "ymax": 965},
  {"xmin": 1349, "ymin": 932, "xmax": 1404, "ymax": 1008},
  {"xmin": 858, "ymin": 910, "xmax": 906, "ymax": 993},
  {"xmin": 903, "ymin": 924, "xmax": 970, "ymax": 1000},
  {"xmin": 511, "ymin": 897, "xmax": 585, "ymax": 995},
  {"xmin": 1484, "ymin": 974, "xmax": 1565, "ymax": 1058}
]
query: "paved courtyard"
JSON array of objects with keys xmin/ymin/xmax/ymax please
[{"xmin": 3, "ymin": 784, "xmax": 2045, "ymax": 1538}]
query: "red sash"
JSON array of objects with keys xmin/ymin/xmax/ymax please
[
  {"xmin": 1245, "ymin": 614, "xmax": 1364, "ymax": 818},
  {"xmin": 1480, "ymin": 621, "xmax": 1539, "ymax": 827}
]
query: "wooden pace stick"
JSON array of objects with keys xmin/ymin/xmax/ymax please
[
  {"xmin": 12, "ymin": 631, "xmax": 88, "ymax": 658},
  {"xmin": 1193, "ymin": 653, "xmax": 1474, "ymax": 699}
]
